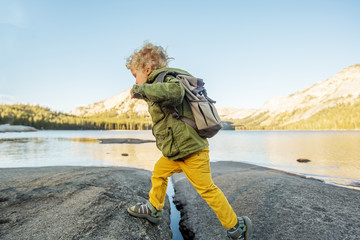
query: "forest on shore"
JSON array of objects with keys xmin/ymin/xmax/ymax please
[
  {"xmin": 1, "ymin": 101, "xmax": 360, "ymax": 131},
  {"xmin": 0, "ymin": 104, "xmax": 152, "ymax": 130},
  {"xmin": 231, "ymin": 99, "xmax": 360, "ymax": 130}
]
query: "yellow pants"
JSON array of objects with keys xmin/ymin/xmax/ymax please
[{"xmin": 148, "ymin": 147, "xmax": 238, "ymax": 229}]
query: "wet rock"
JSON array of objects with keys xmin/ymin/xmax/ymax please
[
  {"xmin": 0, "ymin": 167, "xmax": 171, "ymax": 240},
  {"xmin": 0, "ymin": 124, "xmax": 37, "ymax": 132},
  {"xmin": 349, "ymin": 182, "xmax": 360, "ymax": 188},
  {"xmin": 97, "ymin": 138, "xmax": 155, "ymax": 144},
  {"xmin": 172, "ymin": 161, "xmax": 360, "ymax": 240},
  {"xmin": 297, "ymin": 158, "xmax": 311, "ymax": 163}
]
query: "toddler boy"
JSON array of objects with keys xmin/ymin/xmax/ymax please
[{"xmin": 126, "ymin": 42, "xmax": 252, "ymax": 239}]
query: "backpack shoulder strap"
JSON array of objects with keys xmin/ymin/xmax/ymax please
[
  {"xmin": 153, "ymin": 70, "xmax": 198, "ymax": 130},
  {"xmin": 154, "ymin": 71, "xmax": 178, "ymax": 83}
]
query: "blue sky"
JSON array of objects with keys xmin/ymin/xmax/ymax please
[{"xmin": 1, "ymin": 0, "xmax": 359, "ymax": 112}]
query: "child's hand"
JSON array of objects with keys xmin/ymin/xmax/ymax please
[{"xmin": 131, "ymin": 85, "xmax": 145, "ymax": 99}]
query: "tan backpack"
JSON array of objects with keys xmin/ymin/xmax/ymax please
[{"xmin": 155, "ymin": 71, "xmax": 222, "ymax": 138}]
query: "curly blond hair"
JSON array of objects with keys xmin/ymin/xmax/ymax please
[{"xmin": 126, "ymin": 42, "xmax": 172, "ymax": 71}]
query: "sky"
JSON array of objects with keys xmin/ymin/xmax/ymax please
[{"xmin": 1, "ymin": 0, "xmax": 360, "ymax": 113}]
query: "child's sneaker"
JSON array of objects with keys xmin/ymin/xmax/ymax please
[
  {"xmin": 127, "ymin": 201, "xmax": 163, "ymax": 224},
  {"xmin": 227, "ymin": 216, "xmax": 252, "ymax": 239}
]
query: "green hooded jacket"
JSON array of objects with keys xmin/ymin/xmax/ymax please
[{"xmin": 132, "ymin": 67, "xmax": 209, "ymax": 160}]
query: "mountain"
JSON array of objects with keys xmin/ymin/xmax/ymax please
[
  {"xmin": 217, "ymin": 108, "xmax": 256, "ymax": 120},
  {"xmin": 239, "ymin": 64, "xmax": 360, "ymax": 130},
  {"xmin": 71, "ymin": 64, "xmax": 360, "ymax": 130},
  {"xmin": 71, "ymin": 89, "xmax": 254, "ymax": 120},
  {"xmin": 70, "ymin": 90, "xmax": 149, "ymax": 117}
]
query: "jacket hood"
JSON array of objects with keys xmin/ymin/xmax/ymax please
[{"xmin": 146, "ymin": 67, "xmax": 192, "ymax": 84}]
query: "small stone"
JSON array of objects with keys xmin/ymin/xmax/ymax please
[
  {"xmin": 297, "ymin": 158, "xmax": 311, "ymax": 163},
  {"xmin": 121, "ymin": 153, "xmax": 129, "ymax": 156}
]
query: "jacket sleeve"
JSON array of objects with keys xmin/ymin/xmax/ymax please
[{"xmin": 132, "ymin": 78, "xmax": 185, "ymax": 107}]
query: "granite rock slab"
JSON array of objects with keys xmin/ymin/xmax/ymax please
[
  {"xmin": 172, "ymin": 161, "xmax": 360, "ymax": 240},
  {"xmin": 0, "ymin": 167, "xmax": 171, "ymax": 240}
]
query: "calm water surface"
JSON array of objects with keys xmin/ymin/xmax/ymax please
[{"xmin": 1, "ymin": 130, "xmax": 359, "ymax": 190}]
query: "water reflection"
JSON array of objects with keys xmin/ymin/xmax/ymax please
[
  {"xmin": 0, "ymin": 131, "xmax": 160, "ymax": 170},
  {"xmin": 72, "ymin": 141, "xmax": 161, "ymax": 170},
  {"xmin": 209, "ymin": 131, "xmax": 360, "ymax": 190},
  {"xmin": 68, "ymin": 138, "xmax": 100, "ymax": 143},
  {"xmin": 263, "ymin": 131, "xmax": 360, "ymax": 187},
  {"xmin": 0, "ymin": 138, "xmax": 49, "ymax": 163},
  {"xmin": 1, "ymin": 130, "xmax": 360, "ymax": 190}
]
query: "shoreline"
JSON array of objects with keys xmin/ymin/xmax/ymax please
[
  {"xmin": 2, "ymin": 159, "xmax": 358, "ymax": 192},
  {"xmin": 1, "ymin": 127, "xmax": 360, "ymax": 132},
  {"xmin": 0, "ymin": 124, "xmax": 37, "ymax": 133},
  {"xmin": 224, "ymin": 162, "xmax": 360, "ymax": 192}
]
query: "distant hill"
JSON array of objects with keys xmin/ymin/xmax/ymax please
[
  {"xmin": 237, "ymin": 64, "xmax": 360, "ymax": 130},
  {"xmin": 217, "ymin": 107, "xmax": 256, "ymax": 120},
  {"xmin": 70, "ymin": 90, "xmax": 149, "ymax": 117},
  {"xmin": 0, "ymin": 104, "xmax": 150, "ymax": 130},
  {"xmin": 71, "ymin": 89, "xmax": 255, "ymax": 121},
  {"xmin": 70, "ymin": 64, "xmax": 360, "ymax": 130}
]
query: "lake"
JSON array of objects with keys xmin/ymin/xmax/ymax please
[{"xmin": 1, "ymin": 130, "xmax": 360, "ymax": 191}]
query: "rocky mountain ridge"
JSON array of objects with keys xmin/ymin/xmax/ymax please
[
  {"xmin": 70, "ymin": 64, "xmax": 360, "ymax": 130},
  {"xmin": 70, "ymin": 89, "xmax": 255, "ymax": 120},
  {"xmin": 217, "ymin": 107, "xmax": 257, "ymax": 120},
  {"xmin": 246, "ymin": 64, "xmax": 360, "ymax": 127},
  {"xmin": 70, "ymin": 90, "xmax": 149, "ymax": 117}
]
